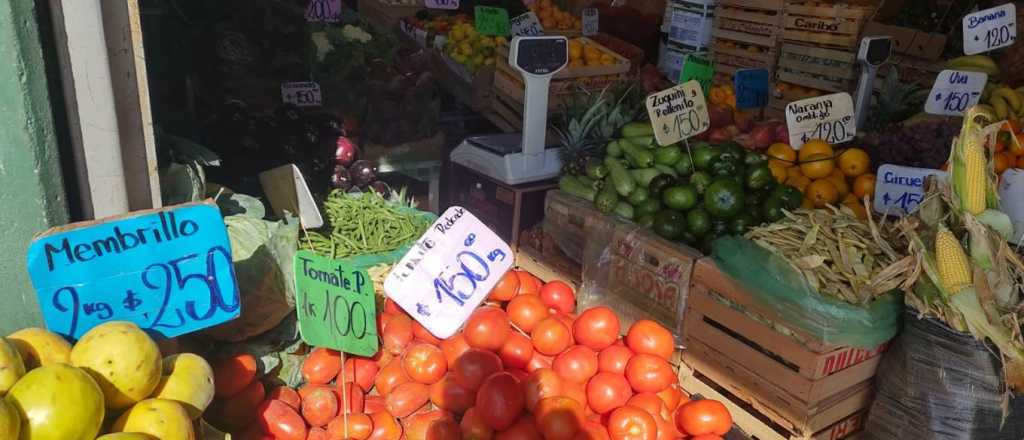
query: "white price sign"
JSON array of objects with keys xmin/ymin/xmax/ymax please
[
  {"xmin": 645, "ymin": 80, "xmax": 710, "ymax": 146},
  {"xmin": 384, "ymin": 207, "xmax": 513, "ymax": 338},
  {"xmin": 425, "ymin": 0, "xmax": 459, "ymax": 10},
  {"xmin": 582, "ymin": 8, "xmax": 599, "ymax": 36},
  {"xmin": 924, "ymin": 70, "xmax": 988, "ymax": 116},
  {"xmin": 963, "ymin": 4, "xmax": 1017, "ymax": 55},
  {"xmin": 785, "ymin": 92, "xmax": 855, "ymax": 149},
  {"xmin": 873, "ymin": 164, "xmax": 947, "ymax": 217},
  {"xmin": 281, "ymin": 82, "xmax": 322, "ymax": 107},
  {"xmin": 511, "ymin": 12, "xmax": 545, "ymax": 36}
]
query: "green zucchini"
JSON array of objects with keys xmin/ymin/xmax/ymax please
[
  {"xmin": 576, "ymin": 175, "xmax": 602, "ymax": 191},
  {"xmin": 606, "ymin": 140, "xmax": 623, "ymax": 158},
  {"xmin": 614, "ymin": 202, "xmax": 635, "ymax": 220},
  {"xmin": 559, "ymin": 175, "xmax": 597, "ymax": 201},
  {"xmin": 621, "ymin": 121, "xmax": 654, "ymax": 138},
  {"xmin": 604, "ymin": 157, "xmax": 636, "ymax": 197},
  {"xmin": 628, "ymin": 168, "xmax": 663, "ymax": 187},
  {"xmin": 627, "ymin": 135, "xmax": 656, "ymax": 149},
  {"xmin": 584, "ymin": 158, "xmax": 608, "ymax": 180},
  {"xmin": 653, "ymin": 164, "xmax": 678, "ymax": 177},
  {"xmin": 595, "ymin": 182, "xmax": 619, "ymax": 213},
  {"xmin": 619, "ymin": 140, "xmax": 655, "ymax": 168}
]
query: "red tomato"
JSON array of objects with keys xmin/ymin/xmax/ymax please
[
  {"xmin": 553, "ymin": 345, "xmax": 599, "ymax": 384},
  {"xmin": 625, "ymin": 354, "xmax": 675, "ymax": 393},
  {"xmin": 625, "ymin": 320, "xmax": 674, "ymax": 361},
  {"xmin": 507, "ymin": 294, "xmax": 549, "ymax": 333},
  {"xmin": 208, "ymin": 378, "xmax": 265, "ymax": 432},
  {"xmin": 299, "ymin": 383, "xmax": 328, "ymax": 400},
  {"xmin": 490, "ymin": 270, "xmax": 521, "ymax": 301},
  {"xmin": 462, "ymin": 407, "xmax": 495, "ymax": 440},
  {"xmin": 336, "ymin": 382, "xmax": 365, "ymax": 415},
  {"xmin": 306, "ymin": 426, "xmax": 329, "ymax": 440},
  {"xmin": 674, "ymin": 400, "xmax": 732, "ymax": 436},
  {"xmin": 440, "ymin": 333, "xmax": 472, "ymax": 369},
  {"xmin": 464, "ymin": 306, "xmax": 512, "ymax": 351},
  {"xmin": 495, "ymin": 415, "xmax": 542, "ymax": 440},
  {"xmin": 607, "ymin": 406, "xmax": 657, "ymax": 440},
  {"xmin": 574, "ymin": 307, "xmax": 621, "ymax": 351},
  {"xmin": 368, "ymin": 411, "xmax": 404, "ymax": 440},
  {"xmin": 655, "ymin": 414, "xmax": 682, "ymax": 440},
  {"xmin": 656, "ymin": 385, "xmax": 684, "ymax": 410},
  {"xmin": 213, "ymin": 353, "xmax": 258, "ymax": 398},
  {"xmin": 268, "ymin": 386, "xmax": 301, "ymax": 411},
  {"xmin": 386, "ymin": 381, "xmax": 430, "ymax": 418},
  {"xmin": 403, "ymin": 343, "xmax": 448, "ymax": 384},
  {"xmin": 499, "ymin": 332, "xmax": 535, "ymax": 370},
  {"xmin": 413, "ymin": 320, "xmax": 443, "ymax": 345},
  {"xmin": 302, "ymin": 385, "xmax": 339, "ymax": 427},
  {"xmin": 375, "ymin": 357, "xmax": 411, "ymax": 397},
  {"xmin": 404, "ymin": 410, "xmax": 459, "ymax": 440},
  {"xmin": 539, "ymin": 281, "xmax": 576, "ymax": 314},
  {"xmin": 365, "ymin": 395, "xmax": 387, "ymax": 414},
  {"xmin": 527, "ymin": 351, "xmax": 553, "ymax": 372},
  {"xmin": 598, "ymin": 345, "xmax": 634, "ymax": 375},
  {"xmin": 384, "ymin": 298, "xmax": 403, "ymax": 315},
  {"xmin": 561, "ymin": 380, "xmax": 589, "ymax": 409},
  {"xmin": 454, "ymin": 348, "xmax": 504, "ymax": 391},
  {"xmin": 555, "ymin": 314, "xmax": 577, "ymax": 343},
  {"xmin": 326, "ymin": 413, "xmax": 373, "ymax": 440},
  {"xmin": 476, "ymin": 372, "xmax": 526, "ymax": 430},
  {"xmin": 339, "ymin": 356, "xmax": 380, "ymax": 392},
  {"xmin": 586, "ymin": 372, "xmax": 633, "ymax": 414},
  {"xmin": 515, "ymin": 271, "xmax": 542, "ymax": 296},
  {"xmin": 524, "ymin": 368, "xmax": 563, "ymax": 412},
  {"xmin": 626, "ymin": 393, "xmax": 668, "ymax": 420},
  {"xmin": 536, "ymin": 396, "xmax": 585, "ymax": 440},
  {"xmin": 532, "ymin": 317, "xmax": 572, "ymax": 356},
  {"xmin": 507, "ymin": 369, "xmax": 530, "ymax": 383},
  {"xmin": 690, "ymin": 436, "xmax": 724, "ymax": 440},
  {"xmin": 236, "ymin": 424, "xmax": 275, "ymax": 440},
  {"xmin": 577, "ymin": 420, "xmax": 611, "ymax": 440},
  {"xmin": 382, "ymin": 314, "xmax": 414, "ymax": 355},
  {"xmin": 303, "ymin": 348, "xmax": 341, "ymax": 385},
  {"xmin": 430, "ymin": 373, "xmax": 476, "ymax": 414},
  {"xmin": 257, "ymin": 399, "xmax": 308, "ymax": 440}
]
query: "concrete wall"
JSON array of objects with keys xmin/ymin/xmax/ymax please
[{"xmin": 0, "ymin": 0, "xmax": 69, "ymax": 333}]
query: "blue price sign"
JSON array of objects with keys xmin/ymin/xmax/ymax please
[
  {"xmin": 26, "ymin": 203, "xmax": 240, "ymax": 340},
  {"xmin": 734, "ymin": 68, "xmax": 769, "ymax": 109}
]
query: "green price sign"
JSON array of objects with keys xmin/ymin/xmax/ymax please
[
  {"xmin": 679, "ymin": 54, "xmax": 714, "ymax": 96},
  {"xmin": 294, "ymin": 250, "xmax": 378, "ymax": 356},
  {"xmin": 475, "ymin": 6, "xmax": 510, "ymax": 36}
]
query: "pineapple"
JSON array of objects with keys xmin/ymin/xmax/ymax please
[
  {"xmin": 864, "ymin": 66, "xmax": 928, "ymax": 133},
  {"xmin": 553, "ymin": 82, "xmax": 642, "ymax": 175}
]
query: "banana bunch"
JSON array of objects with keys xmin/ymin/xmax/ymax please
[
  {"xmin": 945, "ymin": 55, "xmax": 1001, "ymax": 77},
  {"xmin": 977, "ymin": 84, "xmax": 1024, "ymax": 122}
]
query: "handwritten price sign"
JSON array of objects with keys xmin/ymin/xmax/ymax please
[
  {"xmin": 475, "ymin": 6, "xmax": 511, "ymax": 37},
  {"xmin": 384, "ymin": 207, "xmax": 513, "ymax": 338},
  {"xmin": 294, "ymin": 251, "xmax": 378, "ymax": 356},
  {"xmin": 645, "ymin": 80, "xmax": 711, "ymax": 146},
  {"xmin": 678, "ymin": 54, "xmax": 713, "ymax": 95},
  {"xmin": 425, "ymin": 0, "xmax": 459, "ymax": 10},
  {"xmin": 26, "ymin": 203, "xmax": 239, "ymax": 340},
  {"xmin": 511, "ymin": 12, "xmax": 545, "ymax": 37},
  {"xmin": 305, "ymin": 0, "xmax": 342, "ymax": 22},
  {"xmin": 963, "ymin": 4, "xmax": 1017, "ymax": 55},
  {"xmin": 281, "ymin": 82, "xmax": 322, "ymax": 107},
  {"xmin": 582, "ymin": 8, "xmax": 599, "ymax": 36},
  {"xmin": 785, "ymin": 92, "xmax": 856, "ymax": 149},
  {"xmin": 925, "ymin": 70, "xmax": 988, "ymax": 116},
  {"xmin": 734, "ymin": 68, "xmax": 769, "ymax": 109}
]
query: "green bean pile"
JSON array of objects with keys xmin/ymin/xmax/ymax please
[{"xmin": 302, "ymin": 191, "xmax": 431, "ymax": 259}]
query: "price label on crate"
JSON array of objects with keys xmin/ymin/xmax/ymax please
[
  {"xmin": 425, "ymin": 0, "xmax": 459, "ymax": 10},
  {"xmin": 475, "ymin": 6, "xmax": 511, "ymax": 37},
  {"xmin": 873, "ymin": 164, "xmax": 948, "ymax": 216},
  {"xmin": 26, "ymin": 203, "xmax": 239, "ymax": 340},
  {"xmin": 924, "ymin": 70, "xmax": 988, "ymax": 116},
  {"xmin": 281, "ymin": 82, "xmax": 322, "ymax": 107},
  {"xmin": 511, "ymin": 12, "xmax": 545, "ymax": 36},
  {"xmin": 305, "ymin": 0, "xmax": 342, "ymax": 22},
  {"xmin": 384, "ymin": 207, "xmax": 513, "ymax": 338},
  {"xmin": 734, "ymin": 68, "xmax": 770, "ymax": 109},
  {"xmin": 294, "ymin": 251, "xmax": 378, "ymax": 356},
  {"xmin": 785, "ymin": 92, "xmax": 856, "ymax": 149},
  {"xmin": 582, "ymin": 8, "xmax": 599, "ymax": 36},
  {"xmin": 645, "ymin": 80, "xmax": 710, "ymax": 146},
  {"xmin": 963, "ymin": 4, "xmax": 1017, "ymax": 55},
  {"xmin": 678, "ymin": 54, "xmax": 713, "ymax": 95}
]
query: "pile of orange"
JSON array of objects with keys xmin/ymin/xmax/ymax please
[
  {"xmin": 528, "ymin": 0, "xmax": 581, "ymax": 32},
  {"xmin": 567, "ymin": 38, "xmax": 617, "ymax": 68},
  {"xmin": 767, "ymin": 139, "xmax": 875, "ymax": 219}
]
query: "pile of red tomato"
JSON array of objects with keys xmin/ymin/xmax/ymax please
[{"xmin": 217, "ymin": 269, "xmax": 733, "ymax": 439}]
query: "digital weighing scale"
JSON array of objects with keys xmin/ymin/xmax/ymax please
[
  {"xmin": 853, "ymin": 36, "xmax": 893, "ymax": 130},
  {"xmin": 450, "ymin": 36, "xmax": 569, "ymax": 185}
]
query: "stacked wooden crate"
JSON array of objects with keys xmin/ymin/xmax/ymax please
[{"xmin": 710, "ymin": 0, "xmax": 784, "ymax": 82}]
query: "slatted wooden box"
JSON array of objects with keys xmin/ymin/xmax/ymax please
[
  {"xmin": 776, "ymin": 43, "xmax": 858, "ymax": 94},
  {"xmin": 781, "ymin": 2, "xmax": 875, "ymax": 50},
  {"xmin": 711, "ymin": 1, "xmax": 783, "ymax": 80}
]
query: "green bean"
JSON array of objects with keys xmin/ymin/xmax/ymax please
[{"xmin": 300, "ymin": 191, "xmax": 431, "ymax": 258}]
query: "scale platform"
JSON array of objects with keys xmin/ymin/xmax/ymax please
[{"xmin": 450, "ymin": 133, "xmax": 562, "ymax": 185}]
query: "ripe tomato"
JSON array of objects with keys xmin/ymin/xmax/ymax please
[
  {"xmin": 454, "ymin": 348, "xmax": 504, "ymax": 391},
  {"xmin": 336, "ymin": 382, "xmax": 365, "ymax": 414},
  {"xmin": 404, "ymin": 410, "xmax": 459, "ymax": 440},
  {"xmin": 599, "ymin": 345, "xmax": 634, "ymax": 375},
  {"xmin": 208, "ymin": 378, "xmax": 265, "ymax": 431},
  {"xmin": 495, "ymin": 415, "xmax": 542, "ymax": 440},
  {"xmin": 375, "ymin": 357, "xmax": 412, "ymax": 397},
  {"xmin": 586, "ymin": 372, "xmax": 633, "ymax": 414},
  {"xmin": 403, "ymin": 343, "xmax": 448, "ymax": 385},
  {"xmin": 477, "ymin": 372, "xmax": 526, "ymax": 430},
  {"xmin": 507, "ymin": 369, "xmax": 530, "ymax": 383},
  {"xmin": 524, "ymin": 367, "xmax": 563, "ymax": 411},
  {"xmin": 532, "ymin": 317, "xmax": 572, "ymax": 356},
  {"xmin": 625, "ymin": 354, "xmax": 675, "ymax": 393},
  {"xmin": 299, "ymin": 383, "xmax": 328, "ymax": 400},
  {"xmin": 302, "ymin": 348, "xmax": 343, "ymax": 385},
  {"xmin": 655, "ymin": 414, "xmax": 682, "ymax": 440},
  {"xmin": 430, "ymin": 373, "xmax": 476, "ymax": 414},
  {"xmin": 382, "ymin": 314, "xmax": 414, "ymax": 354},
  {"xmin": 213, "ymin": 353, "xmax": 258, "ymax": 398},
  {"xmin": 674, "ymin": 400, "xmax": 732, "ymax": 436},
  {"xmin": 561, "ymin": 379, "xmax": 589, "ymax": 409},
  {"xmin": 462, "ymin": 407, "xmax": 495, "ymax": 440},
  {"xmin": 268, "ymin": 386, "xmax": 301, "ymax": 411},
  {"xmin": 384, "ymin": 298, "xmax": 403, "ymax": 314},
  {"xmin": 508, "ymin": 294, "xmax": 550, "ymax": 333},
  {"xmin": 235, "ymin": 424, "xmax": 275, "ymax": 440},
  {"xmin": 465, "ymin": 306, "xmax": 512, "ymax": 351},
  {"xmin": 536, "ymin": 396, "xmax": 585, "ymax": 440},
  {"xmin": 490, "ymin": 270, "xmax": 521, "ymax": 301},
  {"xmin": 440, "ymin": 333, "xmax": 472, "ymax": 370},
  {"xmin": 515, "ymin": 271, "xmax": 542, "ymax": 296},
  {"xmin": 689, "ymin": 435, "xmax": 724, "ymax": 440},
  {"xmin": 607, "ymin": 406, "xmax": 657, "ymax": 440},
  {"xmin": 555, "ymin": 314, "xmax": 577, "ymax": 343},
  {"xmin": 257, "ymin": 399, "xmax": 308, "ymax": 440},
  {"xmin": 656, "ymin": 385, "xmax": 684, "ymax": 410},
  {"xmin": 386, "ymin": 381, "xmax": 430, "ymax": 418},
  {"xmin": 302, "ymin": 385, "xmax": 339, "ymax": 427},
  {"xmin": 326, "ymin": 413, "xmax": 373, "ymax": 440},
  {"xmin": 626, "ymin": 393, "xmax": 668, "ymax": 420},
  {"xmin": 574, "ymin": 307, "xmax": 621, "ymax": 351},
  {"xmin": 577, "ymin": 420, "xmax": 611, "ymax": 440},
  {"xmin": 306, "ymin": 427, "xmax": 330, "ymax": 440},
  {"xmin": 369, "ymin": 411, "xmax": 403, "ymax": 440},
  {"xmin": 339, "ymin": 356, "xmax": 380, "ymax": 392},
  {"xmin": 527, "ymin": 351, "xmax": 553, "ymax": 372},
  {"xmin": 364, "ymin": 395, "xmax": 387, "ymax": 414},
  {"xmin": 625, "ymin": 320, "xmax": 674, "ymax": 361},
  {"xmin": 539, "ymin": 281, "xmax": 576, "ymax": 314},
  {"xmin": 553, "ymin": 345, "xmax": 599, "ymax": 384},
  {"xmin": 413, "ymin": 320, "xmax": 443, "ymax": 345},
  {"xmin": 499, "ymin": 332, "xmax": 535, "ymax": 370}
]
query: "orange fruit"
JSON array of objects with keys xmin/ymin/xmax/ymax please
[
  {"xmin": 828, "ymin": 173, "xmax": 850, "ymax": 199},
  {"xmin": 845, "ymin": 201, "xmax": 868, "ymax": 220},
  {"xmin": 996, "ymin": 152, "xmax": 1013, "ymax": 174},
  {"xmin": 842, "ymin": 193, "xmax": 858, "ymax": 205},
  {"xmin": 798, "ymin": 139, "xmax": 834, "ymax": 162},
  {"xmin": 801, "ymin": 197, "xmax": 814, "ymax": 209},
  {"xmin": 799, "ymin": 153, "xmax": 835, "ymax": 179},
  {"xmin": 768, "ymin": 161, "xmax": 788, "ymax": 183},
  {"xmin": 852, "ymin": 174, "xmax": 876, "ymax": 199},
  {"xmin": 836, "ymin": 148, "xmax": 870, "ymax": 177},
  {"xmin": 767, "ymin": 143, "xmax": 797, "ymax": 167},
  {"xmin": 806, "ymin": 179, "xmax": 839, "ymax": 208},
  {"xmin": 785, "ymin": 175, "xmax": 811, "ymax": 192},
  {"xmin": 787, "ymin": 166, "xmax": 804, "ymax": 180}
]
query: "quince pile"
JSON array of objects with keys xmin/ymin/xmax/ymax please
[
  {"xmin": 444, "ymin": 22, "xmax": 506, "ymax": 73},
  {"xmin": 528, "ymin": 0, "xmax": 581, "ymax": 31},
  {"xmin": 568, "ymin": 38, "xmax": 617, "ymax": 68}
]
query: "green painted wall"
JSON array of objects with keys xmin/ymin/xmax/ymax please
[{"xmin": 0, "ymin": 0, "xmax": 68, "ymax": 333}]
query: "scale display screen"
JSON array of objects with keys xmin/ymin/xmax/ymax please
[
  {"xmin": 515, "ymin": 38, "xmax": 568, "ymax": 75},
  {"xmin": 863, "ymin": 38, "xmax": 891, "ymax": 65}
]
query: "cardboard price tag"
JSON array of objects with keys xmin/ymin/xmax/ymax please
[
  {"xmin": 873, "ymin": 164, "xmax": 947, "ymax": 216},
  {"xmin": 678, "ymin": 54, "xmax": 713, "ymax": 95},
  {"xmin": 511, "ymin": 12, "xmax": 545, "ymax": 37},
  {"xmin": 645, "ymin": 80, "xmax": 710, "ymax": 146},
  {"xmin": 384, "ymin": 207, "xmax": 514, "ymax": 338},
  {"xmin": 582, "ymin": 8, "xmax": 599, "ymax": 36},
  {"xmin": 26, "ymin": 203, "xmax": 239, "ymax": 340},
  {"xmin": 475, "ymin": 6, "xmax": 510, "ymax": 37},
  {"xmin": 305, "ymin": 0, "xmax": 342, "ymax": 22},
  {"xmin": 281, "ymin": 82, "xmax": 322, "ymax": 107},
  {"xmin": 924, "ymin": 70, "xmax": 988, "ymax": 116},
  {"xmin": 425, "ymin": 0, "xmax": 458, "ymax": 10},
  {"xmin": 963, "ymin": 4, "xmax": 1017, "ymax": 55},
  {"xmin": 785, "ymin": 92, "xmax": 856, "ymax": 149},
  {"xmin": 734, "ymin": 68, "xmax": 769, "ymax": 109},
  {"xmin": 294, "ymin": 251, "xmax": 378, "ymax": 356}
]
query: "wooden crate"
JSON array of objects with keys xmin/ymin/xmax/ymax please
[
  {"xmin": 781, "ymin": 2, "xmax": 875, "ymax": 50},
  {"xmin": 358, "ymin": 0, "xmax": 421, "ymax": 32},
  {"xmin": 718, "ymin": 0, "xmax": 783, "ymax": 10},
  {"xmin": 776, "ymin": 43, "xmax": 857, "ymax": 94},
  {"xmin": 541, "ymin": 190, "xmax": 610, "ymax": 263},
  {"xmin": 711, "ymin": 5, "xmax": 782, "ymax": 80},
  {"xmin": 516, "ymin": 226, "xmax": 583, "ymax": 291},
  {"xmin": 448, "ymin": 163, "xmax": 556, "ymax": 246}
]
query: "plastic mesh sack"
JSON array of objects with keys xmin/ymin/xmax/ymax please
[
  {"xmin": 864, "ymin": 311, "xmax": 1024, "ymax": 439},
  {"xmin": 711, "ymin": 236, "xmax": 901, "ymax": 348}
]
